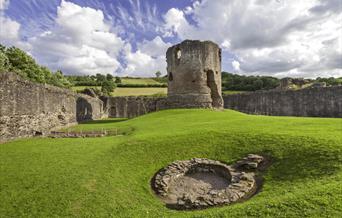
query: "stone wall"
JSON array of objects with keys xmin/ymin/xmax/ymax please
[
  {"xmin": 223, "ymin": 87, "xmax": 342, "ymax": 117},
  {"xmin": 103, "ymin": 96, "xmax": 166, "ymax": 118},
  {"xmin": 0, "ymin": 72, "xmax": 105, "ymax": 141}
]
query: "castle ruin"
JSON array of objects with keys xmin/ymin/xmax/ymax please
[
  {"xmin": 1, "ymin": 39, "xmax": 341, "ymax": 142},
  {"xmin": 166, "ymin": 40, "xmax": 223, "ymax": 109}
]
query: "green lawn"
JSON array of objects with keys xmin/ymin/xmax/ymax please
[{"xmin": 1, "ymin": 109, "xmax": 342, "ymax": 217}]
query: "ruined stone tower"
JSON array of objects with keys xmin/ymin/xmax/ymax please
[{"xmin": 166, "ymin": 40, "xmax": 223, "ymax": 109}]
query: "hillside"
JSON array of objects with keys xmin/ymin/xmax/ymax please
[{"xmin": 1, "ymin": 109, "xmax": 341, "ymax": 217}]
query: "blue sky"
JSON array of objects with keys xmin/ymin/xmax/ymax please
[{"xmin": 0, "ymin": 0, "xmax": 341, "ymax": 78}]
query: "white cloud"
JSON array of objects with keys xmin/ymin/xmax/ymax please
[
  {"xmin": 2, "ymin": 0, "xmax": 341, "ymax": 78},
  {"xmin": 0, "ymin": 0, "xmax": 17, "ymax": 45},
  {"xmin": 232, "ymin": 60, "xmax": 240, "ymax": 72},
  {"xmin": 138, "ymin": 36, "xmax": 171, "ymax": 57},
  {"xmin": 0, "ymin": 0, "xmax": 29, "ymax": 50},
  {"xmin": 122, "ymin": 36, "xmax": 170, "ymax": 77},
  {"xmin": 29, "ymin": 0, "xmax": 125, "ymax": 75},
  {"xmin": 0, "ymin": 0, "xmax": 9, "ymax": 11},
  {"xmin": 163, "ymin": 0, "xmax": 342, "ymax": 78},
  {"xmin": 163, "ymin": 8, "xmax": 193, "ymax": 38},
  {"xmin": 0, "ymin": 16, "xmax": 20, "ymax": 45}
]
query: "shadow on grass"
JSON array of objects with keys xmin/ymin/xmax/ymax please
[
  {"xmin": 268, "ymin": 144, "xmax": 342, "ymax": 181},
  {"xmin": 210, "ymin": 133, "xmax": 342, "ymax": 182},
  {"xmin": 79, "ymin": 118, "xmax": 128, "ymax": 125}
]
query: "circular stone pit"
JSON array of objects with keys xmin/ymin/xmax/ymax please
[{"xmin": 151, "ymin": 155, "xmax": 265, "ymax": 210}]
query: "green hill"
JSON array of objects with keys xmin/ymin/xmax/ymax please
[{"xmin": 1, "ymin": 109, "xmax": 341, "ymax": 217}]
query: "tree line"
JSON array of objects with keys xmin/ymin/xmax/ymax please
[{"xmin": 222, "ymin": 72, "xmax": 342, "ymax": 91}]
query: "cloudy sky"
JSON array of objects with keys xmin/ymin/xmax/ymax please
[{"xmin": 0, "ymin": 0, "xmax": 341, "ymax": 78}]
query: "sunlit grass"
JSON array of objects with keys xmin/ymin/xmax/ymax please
[{"xmin": 1, "ymin": 109, "xmax": 341, "ymax": 217}]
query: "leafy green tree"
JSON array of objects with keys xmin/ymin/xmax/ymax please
[
  {"xmin": 101, "ymin": 80, "xmax": 116, "ymax": 96},
  {"xmin": 0, "ymin": 48, "xmax": 10, "ymax": 73},
  {"xmin": 115, "ymin": 76, "xmax": 122, "ymax": 83},
  {"xmin": 222, "ymin": 72, "xmax": 279, "ymax": 91},
  {"xmin": 0, "ymin": 44, "xmax": 71, "ymax": 88},
  {"xmin": 106, "ymin": 73, "xmax": 113, "ymax": 81},
  {"xmin": 155, "ymin": 71, "xmax": 161, "ymax": 78},
  {"xmin": 96, "ymin": 73, "xmax": 106, "ymax": 83}
]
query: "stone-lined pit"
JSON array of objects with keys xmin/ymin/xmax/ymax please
[{"xmin": 151, "ymin": 154, "xmax": 266, "ymax": 210}]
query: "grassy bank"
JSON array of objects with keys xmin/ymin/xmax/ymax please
[{"xmin": 1, "ymin": 109, "xmax": 341, "ymax": 217}]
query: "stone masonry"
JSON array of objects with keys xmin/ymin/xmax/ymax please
[
  {"xmin": 0, "ymin": 72, "xmax": 106, "ymax": 142},
  {"xmin": 223, "ymin": 86, "xmax": 342, "ymax": 117},
  {"xmin": 165, "ymin": 40, "xmax": 223, "ymax": 109}
]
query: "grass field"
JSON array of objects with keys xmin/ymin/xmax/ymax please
[
  {"xmin": 71, "ymin": 86, "xmax": 101, "ymax": 91},
  {"xmin": 121, "ymin": 78, "xmax": 163, "ymax": 85},
  {"xmin": 71, "ymin": 86, "xmax": 167, "ymax": 96},
  {"xmin": 222, "ymin": 90, "xmax": 246, "ymax": 95},
  {"xmin": 1, "ymin": 109, "xmax": 341, "ymax": 217},
  {"xmin": 111, "ymin": 87, "xmax": 167, "ymax": 96}
]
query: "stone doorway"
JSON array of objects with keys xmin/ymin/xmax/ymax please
[{"xmin": 206, "ymin": 70, "xmax": 222, "ymax": 108}]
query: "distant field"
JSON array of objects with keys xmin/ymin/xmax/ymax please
[
  {"xmin": 111, "ymin": 87, "xmax": 167, "ymax": 96},
  {"xmin": 71, "ymin": 82, "xmax": 244, "ymax": 97},
  {"xmin": 71, "ymin": 86, "xmax": 100, "ymax": 91},
  {"xmin": 71, "ymin": 78, "xmax": 166, "ymax": 96},
  {"xmin": 71, "ymin": 86, "xmax": 166, "ymax": 96},
  {"xmin": 222, "ymin": 90, "xmax": 246, "ymax": 95},
  {"xmin": 121, "ymin": 78, "xmax": 163, "ymax": 85}
]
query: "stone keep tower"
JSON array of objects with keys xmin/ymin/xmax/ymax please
[{"xmin": 166, "ymin": 40, "xmax": 223, "ymax": 108}]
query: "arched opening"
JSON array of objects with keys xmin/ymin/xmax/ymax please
[
  {"xmin": 176, "ymin": 49, "xmax": 181, "ymax": 59},
  {"xmin": 206, "ymin": 70, "xmax": 222, "ymax": 108},
  {"xmin": 175, "ymin": 47, "xmax": 181, "ymax": 65},
  {"xmin": 218, "ymin": 49, "xmax": 222, "ymax": 64},
  {"xmin": 168, "ymin": 72, "xmax": 173, "ymax": 81}
]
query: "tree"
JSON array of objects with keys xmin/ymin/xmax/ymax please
[
  {"xmin": 155, "ymin": 71, "xmax": 161, "ymax": 78},
  {"xmin": 96, "ymin": 73, "xmax": 106, "ymax": 83},
  {"xmin": 221, "ymin": 72, "xmax": 279, "ymax": 91},
  {"xmin": 0, "ymin": 49, "xmax": 10, "ymax": 73},
  {"xmin": 101, "ymin": 80, "xmax": 116, "ymax": 96},
  {"xmin": 253, "ymin": 79, "xmax": 264, "ymax": 90},
  {"xmin": 106, "ymin": 73, "xmax": 113, "ymax": 81},
  {"xmin": 0, "ymin": 44, "xmax": 71, "ymax": 88},
  {"xmin": 115, "ymin": 76, "xmax": 122, "ymax": 83}
]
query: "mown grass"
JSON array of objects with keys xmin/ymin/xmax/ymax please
[
  {"xmin": 71, "ymin": 85, "xmax": 101, "ymax": 91},
  {"xmin": 1, "ymin": 109, "xmax": 342, "ymax": 217},
  {"xmin": 222, "ymin": 90, "xmax": 246, "ymax": 95},
  {"xmin": 121, "ymin": 78, "xmax": 163, "ymax": 85},
  {"xmin": 71, "ymin": 86, "xmax": 167, "ymax": 96},
  {"xmin": 110, "ymin": 87, "xmax": 167, "ymax": 96}
]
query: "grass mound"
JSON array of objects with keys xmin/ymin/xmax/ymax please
[{"xmin": 1, "ymin": 109, "xmax": 341, "ymax": 217}]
